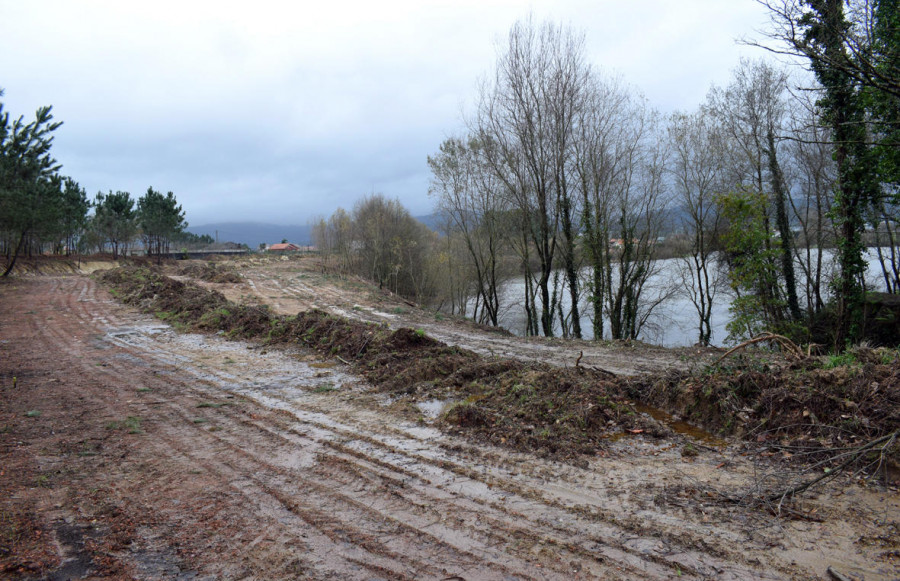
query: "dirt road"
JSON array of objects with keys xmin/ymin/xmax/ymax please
[
  {"xmin": 211, "ymin": 258, "xmax": 712, "ymax": 376},
  {"xmin": 2, "ymin": 272, "xmax": 898, "ymax": 579}
]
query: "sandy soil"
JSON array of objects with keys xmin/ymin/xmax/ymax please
[{"xmin": 1, "ymin": 261, "xmax": 898, "ymax": 580}]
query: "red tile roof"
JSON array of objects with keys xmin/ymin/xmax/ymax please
[{"xmin": 268, "ymin": 243, "xmax": 300, "ymax": 251}]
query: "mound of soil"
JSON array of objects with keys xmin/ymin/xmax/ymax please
[
  {"xmin": 628, "ymin": 351, "xmax": 900, "ymax": 451},
  {"xmin": 178, "ymin": 262, "xmax": 243, "ymax": 283},
  {"xmin": 439, "ymin": 363, "xmax": 670, "ymax": 459}
]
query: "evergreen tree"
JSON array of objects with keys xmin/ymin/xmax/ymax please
[
  {"xmin": 94, "ymin": 190, "xmax": 137, "ymax": 259},
  {"xmin": 0, "ymin": 91, "xmax": 63, "ymax": 276},
  {"xmin": 58, "ymin": 178, "xmax": 90, "ymax": 255},
  {"xmin": 137, "ymin": 187, "xmax": 186, "ymax": 263}
]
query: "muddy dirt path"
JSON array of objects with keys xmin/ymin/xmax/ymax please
[
  {"xmin": 216, "ymin": 258, "xmax": 713, "ymax": 376},
  {"xmin": 2, "ymin": 274, "xmax": 898, "ymax": 580}
]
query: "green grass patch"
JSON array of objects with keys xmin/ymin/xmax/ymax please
[
  {"xmin": 824, "ymin": 352, "xmax": 858, "ymax": 369},
  {"xmin": 107, "ymin": 416, "xmax": 143, "ymax": 434}
]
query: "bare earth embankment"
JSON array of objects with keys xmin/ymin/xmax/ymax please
[{"xmin": 1, "ymin": 255, "xmax": 898, "ymax": 580}]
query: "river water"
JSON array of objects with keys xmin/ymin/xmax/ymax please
[{"xmin": 479, "ymin": 249, "xmax": 896, "ymax": 347}]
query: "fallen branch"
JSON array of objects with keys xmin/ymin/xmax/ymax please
[
  {"xmin": 585, "ymin": 365, "xmax": 616, "ymax": 379},
  {"xmin": 766, "ymin": 430, "xmax": 898, "ymax": 504},
  {"xmin": 827, "ymin": 566, "xmax": 852, "ymax": 581},
  {"xmin": 714, "ymin": 332, "xmax": 804, "ymax": 365}
]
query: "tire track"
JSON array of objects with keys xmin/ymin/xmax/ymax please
[{"xmin": 10, "ymin": 275, "xmax": 829, "ymax": 579}]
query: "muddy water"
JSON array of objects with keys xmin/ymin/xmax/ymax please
[{"xmin": 632, "ymin": 404, "xmax": 728, "ymax": 447}]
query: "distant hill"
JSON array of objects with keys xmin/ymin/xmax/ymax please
[
  {"xmin": 414, "ymin": 214, "xmax": 441, "ymax": 232},
  {"xmin": 186, "ymin": 216, "xmax": 440, "ymax": 249},
  {"xmin": 186, "ymin": 222, "xmax": 312, "ymax": 248}
]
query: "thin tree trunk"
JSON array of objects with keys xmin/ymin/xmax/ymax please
[
  {"xmin": 1, "ymin": 231, "xmax": 28, "ymax": 278},
  {"xmin": 767, "ymin": 129, "xmax": 802, "ymax": 321}
]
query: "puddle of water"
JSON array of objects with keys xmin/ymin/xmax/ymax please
[
  {"xmin": 416, "ymin": 399, "xmax": 452, "ymax": 419},
  {"xmin": 309, "ymin": 361, "xmax": 336, "ymax": 369},
  {"xmin": 633, "ymin": 404, "xmax": 727, "ymax": 447}
]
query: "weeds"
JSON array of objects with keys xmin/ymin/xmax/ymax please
[
  {"xmin": 824, "ymin": 352, "xmax": 857, "ymax": 369},
  {"xmin": 107, "ymin": 416, "xmax": 143, "ymax": 434}
]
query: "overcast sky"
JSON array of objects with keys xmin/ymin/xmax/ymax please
[{"xmin": 1, "ymin": 0, "xmax": 775, "ymax": 226}]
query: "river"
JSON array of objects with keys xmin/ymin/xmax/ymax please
[{"xmin": 479, "ymin": 249, "xmax": 896, "ymax": 347}]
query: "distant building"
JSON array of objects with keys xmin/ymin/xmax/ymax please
[{"xmin": 266, "ymin": 243, "xmax": 301, "ymax": 253}]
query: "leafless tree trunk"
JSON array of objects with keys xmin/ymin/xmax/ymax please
[
  {"xmin": 594, "ymin": 104, "xmax": 670, "ymax": 341},
  {"xmin": 786, "ymin": 91, "xmax": 839, "ymax": 318},
  {"xmin": 707, "ymin": 59, "xmax": 799, "ymax": 328},
  {"xmin": 428, "ymin": 136, "xmax": 512, "ymax": 326},
  {"xmin": 668, "ymin": 110, "xmax": 728, "ymax": 346},
  {"xmin": 473, "ymin": 17, "xmax": 589, "ymax": 337},
  {"xmin": 573, "ymin": 75, "xmax": 636, "ymax": 340}
]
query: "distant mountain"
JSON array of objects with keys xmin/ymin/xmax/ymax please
[
  {"xmin": 414, "ymin": 214, "xmax": 441, "ymax": 232},
  {"xmin": 186, "ymin": 222, "xmax": 312, "ymax": 248}
]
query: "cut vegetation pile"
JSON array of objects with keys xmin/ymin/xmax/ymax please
[
  {"xmin": 178, "ymin": 261, "xmax": 243, "ymax": 283},
  {"xmin": 99, "ymin": 266, "xmax": 900, "ymax": 466},
  {"xmin": 438, "ymin": 363, "xmax": 669, "ymax": 458},
  {"xmin": 628, "ymin": 352, "xmax": 900, "ymax": 452}
]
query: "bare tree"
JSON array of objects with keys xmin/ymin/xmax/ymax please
[
  {"xmin": 753, "ymin": 0, "xmax": 887, "ymax": 347},
  {"xmin": 668, "ymin": 109, "xmax": 728, "ymax": 345},
  {"xmin": 428, "ymin": 136, "xmax": 511, "ymax": 326},
  {"xmin": 472, "ymin": 17, "xmax": 590, "ymax": 337},
  {"xmin": 317, "ymin": 195, "xmax": 436, "ymax": 303},
  {"xmin": 785, "ymin": 89, "xmax": 839, "ymax": 317},
  {"xmin": 753, "ymin": 0, "xmax": 900, "ymax": 100},
  {"xmin": 313, "ymin": 207, "xmax": 353, "ymax": 272},
  {"xmin": 602, "ymin": 111, "xmax": 672, "ymax": 341},
  {"xmin": 573, "ymin": 75, "xmax": 630, "ymax": 340}
]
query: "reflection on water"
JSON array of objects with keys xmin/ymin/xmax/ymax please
[{"xmin": 478, "ymin": 250, "xmax": 893, "ymax": 348}]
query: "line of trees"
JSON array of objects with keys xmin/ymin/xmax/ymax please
[
  {"xmin": 429, "ymin": 20, "xmax": 675, "ymax": 342},
  {"xmin": 1, "ymin": 88, "xmax": 200, "ymax": 275},
  {"xmin": 312, "ymin": 194, "xmax": 440, "ymax": 303},
  {"xmin": 427, "ymin": 8, "xmax": 898, "ymax": 349}
]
